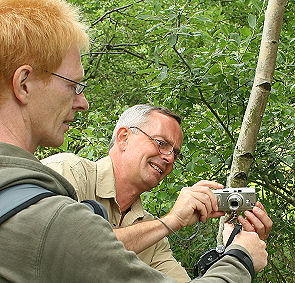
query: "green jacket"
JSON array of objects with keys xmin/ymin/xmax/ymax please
[{"xmin": 0, "ymin": 143, "xmax": 252, "ymax": 283}]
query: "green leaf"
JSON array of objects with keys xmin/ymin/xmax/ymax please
[
  {"xmin": 146, "ymin": 23, "xmax": 162, "ymax": 33},
  {"xmin": 230, "ymin": 33, "xmax": 241, "ymax": 45},
  {"xmin": 154, "ymin": 0, "xmax": 159, "ymax": 13},
  {"xmin": 145, "ymin": 70, "xmax": 161, "ymax": 80},
  {"xmin": 240, "ymin": 27, "xmax": 252, "ymax": 37},
  {"xmin": 248, "ymin": 14, "xmax": 256, "ymax": 29},
  {"xmin": 211, "ymin": 156, "xmax": 220, "ymax": 165},
  {"xmin": 186, "ymin": 162, "xmax": 195, "ymax": 171},
  {"xmin": 187, "ymin": 142, "xmax": 196, "ymax": 152},
  {"xmin": 136, "ymin": 15, "xmax": 160, "ymax": 20},
  {"xmin": 285, "ymin": 155, "xmax": 294, "ymax": 165},
  {"xmin": 220, "ymin": 24, "xmax": 229, "ymax": 37},
  {"xmin": 136, "ymin": 68, "xmax": 155, "ymax": 75},
  {"xmin": 168, "ymin": 34, "xmax": 177, "ymax": 47},
  {"xmin": 194, "ymin": 16, "xmax": 211, "ymax": 22},
  {"xmin": 158, "ymin": 67, "xmax": 168, "ymax": 81},
  {"xmin": 154, "ymin": 46, "xmax": 159, "ymax": 66}
]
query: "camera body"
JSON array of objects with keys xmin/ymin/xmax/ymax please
[{"xmin": 212, "ymin": 187, "xmax": 256, "ymax": 212}]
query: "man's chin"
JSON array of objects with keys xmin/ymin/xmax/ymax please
[
  {"xmin": 40, "ymin": 136, "xmax": 65, "ymax": 149},
  {"xmin": 145, "ymin": 178, "xmax": 161, "ymax": 191}
]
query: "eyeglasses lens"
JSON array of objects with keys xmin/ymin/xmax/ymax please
[{"xmin": 159, "ymin": 143, "xmax": 173, "ymax": 155}]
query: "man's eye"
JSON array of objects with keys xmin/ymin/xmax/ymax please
[{"xmin": 156, "ymin": 139, "xmax": 166, "ymax": 145}]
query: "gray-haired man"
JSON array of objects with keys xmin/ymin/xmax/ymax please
[{"xmin": 42, "ymin": 104, "xmax": 271, "ymax": 282}]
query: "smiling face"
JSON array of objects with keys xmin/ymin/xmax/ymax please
[
  {"xmin": 122, "ymin": 111, "xmax": 183, "ymax": 192},
  {"xmin": 27, "ymin": 46, "xmax": 89, "ymax": 149}
]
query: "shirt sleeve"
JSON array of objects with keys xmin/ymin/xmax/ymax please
[
  {"xmin": 148, "ymin": 237, "xmax": 191, "ymax": 283},
  {"xmin": 41, "ymin": 153, "xmax": 96, "ymax": 200},
  {"xmin": 191, "ymin": 244, "xmax": 252, "ymax": 282}
]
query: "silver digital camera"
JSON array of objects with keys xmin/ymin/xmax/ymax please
[{"xmin": 212, "ymin": 187, "xmax": 256, "ymax": 212}]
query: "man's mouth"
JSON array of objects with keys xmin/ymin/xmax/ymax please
[{"xmin": 150, "ymin": 163, "xmax": 163, "ymax": 174}]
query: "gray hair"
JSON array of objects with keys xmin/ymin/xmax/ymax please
[{"xmin": 109, "ymin": 105, "xmax": 181, "ymax": 149}]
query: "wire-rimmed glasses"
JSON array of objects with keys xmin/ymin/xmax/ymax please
[
  {"xmin": 50, "ymin": 72, "xmax": 87, "ymax": 95},
  {"xmin": 129, "ymin": 126, "xmax": 181, "ymax": 160}
]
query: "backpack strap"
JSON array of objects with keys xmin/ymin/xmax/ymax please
[
  {"xmin": 81, "ymin": 199, "xmax": 109, "ymax": 221},
  {"xmin": 0, "ymin": 184, "xmax": 56, "ymax": 225},
  {"xmin": 0, "ymin": 184, "xmax": 108, "ymax": 225}
]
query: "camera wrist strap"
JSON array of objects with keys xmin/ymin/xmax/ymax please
[
  {"xmin": 194, "ymin": 223, "xmax": 255, "ymax": 280},
  {"xmin": 225, "ymin": 223, "xmax": 243, "ymax": 248},
  {"xmin": 224, "ymin": 223, "xmax": 255, "ymax": 280}
]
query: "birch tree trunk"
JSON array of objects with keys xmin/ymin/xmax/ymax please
[{"xmin": 217, "ymin": 0, "xmax": 288, "ymax": 244}]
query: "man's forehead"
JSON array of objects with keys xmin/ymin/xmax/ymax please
[
  {"xmin": 147, "ymin": 111, "xmax": 180, "ymax": 124},
  {"xmin": 144, "ymin": 112, "xmax": 183, "ymax": 145},
  {"xmin": 57, "ymin": 46, "xmax": 84, "ymax": 80}
]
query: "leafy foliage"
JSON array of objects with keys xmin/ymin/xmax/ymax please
[{"xmin": 38, "ymin": 0, "xmax": 295, "ymax": 281}]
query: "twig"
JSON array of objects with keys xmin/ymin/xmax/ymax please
[
  {"xmin": 89, "ymin": 52, "xmax": 124, "ymax": 55},
  {"xmin": 273, "ymin": 242, "xmax": 295, "ymax": 272},
  {"xmin": 254, "ymin": 175, "xmax": 295, "ymax": 206},
  {"xmin": 269, "ymin": 257, "xmax": 287, "ymax": 283},
  {"xmin": 172, "ymin": 46, "xmax": 192, "ymax": 75},
  {"xmin": 90, "ymin": 0, "xmax": 145, "ymax": 28},
  {"xmin": 116, "ymin": 47, "xmax": 168, "ymax": 67},
  {"xmin": 198, "ymin": 88, "xmax": 235, "ymax": 143}
]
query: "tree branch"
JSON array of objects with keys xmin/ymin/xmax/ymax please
[
  {"xmin": 114, "ymin": 47, "xmax": 168, "ymax": 66},
  {"xmin": 90, "ymin": 0, "xmax": 145, "ymax": 28},
  {"xmin": 198, "ymin": 88, "xmax": 235, "ymax": 143},
  {"xmin": 254, "ymin": 176, "xmax": 295, "ymax": 206},
  {"xmin": 172, "ymin": 46, "xmax": 192, "ymax": 74}
]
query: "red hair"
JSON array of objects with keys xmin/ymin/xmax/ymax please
[{"xmin": 0, "ymin": 0, "xmax": 89, "ymax": 89}]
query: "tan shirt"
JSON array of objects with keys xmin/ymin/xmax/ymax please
[{"xmin": 42, "ymin": 153, "xmax": 191, "ymax": 283}]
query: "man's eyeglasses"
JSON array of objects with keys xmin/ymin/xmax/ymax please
[
  {"xmin": 50, "ymin": 72, "xmax": 87, "ymax": 95},
  {"xmin": 129, "ymin": 126, "xmax": 181, "ymax": 160}
]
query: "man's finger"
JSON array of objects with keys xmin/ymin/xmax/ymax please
[{"xmin": 195, "ymin": 180, "xmax": 224, "ymax": 189}]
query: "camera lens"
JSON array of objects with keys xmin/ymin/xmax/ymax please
[
  {"xmin": 230, "ymin": 200, "xmax": 239, "ymax": 207},
  {"xmin": 227, "ymin": 194, "xmax": 243, "ymax": 211}
]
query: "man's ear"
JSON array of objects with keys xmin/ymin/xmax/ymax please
[
  {"xmin": 12, "ymin": 65, "xmax": 33, "ymax": 105},
  {"xmin": 116, "ymin": 127, "xmax": 130, "ymax": 151}
]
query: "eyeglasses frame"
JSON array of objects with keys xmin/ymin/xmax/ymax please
[
  {"xmin": 129, "ymin": 126, "xmax": 180, "ymax": 160},
  {"xmin": 49, "ymin": 72, "xmax": 87, "ymax": 95}
]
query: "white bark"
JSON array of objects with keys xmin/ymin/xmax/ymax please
[
  {"xmin": 217, "ymin": 0, "xmax": 288, "ymax": 245},
  {"xmin": 228, "ymin": 0, "xmax": 287, "ymax": 188}
]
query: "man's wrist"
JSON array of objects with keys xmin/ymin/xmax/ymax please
[{"xmin": 161, "ymin": 213, "xmax": 186, "ymax": 232}]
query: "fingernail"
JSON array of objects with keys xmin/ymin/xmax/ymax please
[
  {"xmin": 253, "ymin": 207, "xmax": 260, "ymax": 213},
  {"xmin": 244, "ymin": 211, "xmax": 251, "ymax": 216},
  {"xmin": 238, "ymin": 216, "xmax": 245, "ymax": 223}
]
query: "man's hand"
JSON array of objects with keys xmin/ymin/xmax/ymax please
[
  {"xmin": 223, "ymin": 223, "xmax": 268, "ymax": 274},
  {"xmin": 162, "ymin": 180, "xmax": 225, "ymax": 231},
  {"xmin": 114, "ymin": 180, "xmax": 225, "ymax": 254},
  {"xmin": 238, "ymin": 201, "xmax": 273, "ymax": 240}
]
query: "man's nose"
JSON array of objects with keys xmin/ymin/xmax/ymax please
[
  {"xmin": 161, "ymin": 152, "xmax": 175, "ymax": 164},
  {"xmin": 73, "ymin": 92, "xmax": 89, "ymax": 111}
]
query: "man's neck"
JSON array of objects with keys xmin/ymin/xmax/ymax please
[
  {"xmin": 110, "ymin": 156, "xmax": 141, "ymax": 213},
  {"xmin": 0, "ymin": 120, "xmax": 35, "ymax": 154},
  {"xmin": 115, "ymin": 172, "xmax": 141, "ymax": 213},
  {"xmin": 0, "ymin": 99, "xmax": 36, "ymax": 153}
]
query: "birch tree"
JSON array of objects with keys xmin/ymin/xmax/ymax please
[{"xmin": 217, "ymin": 0, "xmax": 288, "ymax": 244}]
